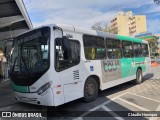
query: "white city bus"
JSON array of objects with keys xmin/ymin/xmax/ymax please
[{"xmin": 10, "ymin": 24, "xmax": 151, "ymax": 106}]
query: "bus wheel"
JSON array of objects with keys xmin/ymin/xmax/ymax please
[
  {"xmin": 83, "ymin": 77, "xmax": 98, "ymax": 102},
  {"xmin": 135, "ymin": 69, "xmax": 142, "ymax": 84}
]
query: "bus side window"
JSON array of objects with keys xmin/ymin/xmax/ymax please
[
  {"xmin": 55, "ymin": 38, "xmax": 80, "ymax": 71},
  {"xmin": 106, "ymin": 39, "xmax": 122, "ymax": 59},
  {"xmin": 122, "ymin": 41, "xmax": 133, "ymax": 58},
  {"xmin": 83, "ymin": 35, "xmax": 106, "ymax": 60},
  {"xmin": 142, "ymin": 43, "xmax": 149, "ymax": 57},
  {"xmin": 133, "ymin": 42, "xmax": 142, "ymax": 57}
]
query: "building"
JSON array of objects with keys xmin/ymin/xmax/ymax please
[{"xmin": 108, "ymin": 11, "xmax": 147, "ymax": 37}]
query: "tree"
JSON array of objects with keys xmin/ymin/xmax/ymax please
[
  {"xmin": 148, "ymin": 36, "xmax": 159, "ymax": 54},
  {"xmin": 91, "ymin": 21, "xmax": 108, "ymax": 32},
  {"xmin": 91, "ymin": 21, "xmax": 117, "ymax": 34},
  {"xmin": 154, "ymin": 0, "xmax": 160, "ymax": 5},
  {"xmin": 107, "ymin": 27, "xmax": 118, "ymax": 34}
]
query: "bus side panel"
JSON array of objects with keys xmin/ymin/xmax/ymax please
[
  {"xmin": 143, "ymin": 42, "xmax": 151, "ymax": 75},
  {"xmin": 83, "ymin": 60, "xmax": 103, "ymax": 87},
  {"xmin": 52, "ymin": 29, "xmax": 65, "ymax": 106},
  {"xmin": 63, "ymin": 81, "xmax": 83, "ymax": 103},
  {"xmin": 101, "ymin": 59, "xmax": 122, "ymax": 83},
  {"xmin": 144, "ymin": 57, "xmax": 151, "ymax": 75},
  {"xmin": 101, "ymin": 58, "xmax": 136, "ymax": 90},
  {"xmin": 121, "ymin": 57, "xmax": 146, "ymax": 78},
  {"xmin": 121, "ymin": 58, "xmax": 134, "ymax": 78},
  {"xmin": 133, "ymin": 57, "xmax": 146, "ymax": 75}
]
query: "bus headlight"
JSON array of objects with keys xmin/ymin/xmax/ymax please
[{"xmin": 37, "ymin": 82, "xmax": 51, "ymax": 95}]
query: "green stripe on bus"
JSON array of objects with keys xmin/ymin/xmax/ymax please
[
  {"xmin": 121, "ymin": 57, "xmax": 146, "ymax": 78},
  {"xmin": 117, "ymin": 35, "xmax": 143, "ymax": 43},
  {"xmin": 116, "ymin": 35, "xmax": 146, "ymax": 78},
  {"xmin": 11, "ymin": 81, "xmax": 29, "ymax": 93},
  {"xmin": 133, "ymin": 57, "xmax": 146, "ymax": 75},
  {"xmin": 121, "ymin": 58, "xmax": 133, "ymax": 78}
]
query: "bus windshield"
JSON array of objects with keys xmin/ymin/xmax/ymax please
[{"xmin": 10, "ymin": 27, "xmax": 50, "ymax": 86}]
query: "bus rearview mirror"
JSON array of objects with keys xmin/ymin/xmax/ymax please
[{"xmin": 62, "ymin": 36, "xmax": 71, "ymax": 51}]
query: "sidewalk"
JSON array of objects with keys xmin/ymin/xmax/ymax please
[
  {"xmin": 150, "ymin": 66, "xmax": 160, "ymax": 79},
  {"xmin": 0, "ymin": 79, "xmax": 10, "ymax": 89}
]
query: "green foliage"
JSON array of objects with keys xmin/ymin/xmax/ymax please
[{"xmin": 148, "ymin": 36, "xmax": 159, "ymax": 53}]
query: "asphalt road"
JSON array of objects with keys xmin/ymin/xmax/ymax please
[{"xmin": 0, "ymin": 66, "xmax": 160, "ymax": 120}]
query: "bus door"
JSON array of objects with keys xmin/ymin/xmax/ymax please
[
  {"xmin": 55, "ymin": 30, "xmax": 82, "ymax": 103},
  {"xmin": 142, "ymin": 43, "xmax": 151, "ymax": 74}
]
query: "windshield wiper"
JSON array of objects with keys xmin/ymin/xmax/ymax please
[
  {"xmin": 21, "ymin": 56, "xmax": 34, "ymax": 77},
  {"xmin": 19, "ymin": 42, "xmax": 32, "ymax": 76}
]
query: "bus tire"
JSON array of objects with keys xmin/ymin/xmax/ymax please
[
  {"xmin": 135, "ymin": 69, "xmax": 143, "ymax": 84},
  {"xmin": 83, "ymin": 77, "xmax": 98, "ymax": 102}
]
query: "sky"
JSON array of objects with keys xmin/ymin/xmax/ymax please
[{"xmin": 23, "ymin": 0, "xmax": 160, "ymax": 34}]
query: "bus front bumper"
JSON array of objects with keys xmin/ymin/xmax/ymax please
[{"xmin": 14, "ymin": 88, "xmax": 55, "ymax": 106}]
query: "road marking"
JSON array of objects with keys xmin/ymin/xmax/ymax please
[
  {"xmin": 149, "ymin": 104, "xmax": 160, "ymax": 120},
  {"xmin": 155, "ymin": 104, "xmax": 160, "ymax": 111},
  {"xmin": 74, "ymin": 118, "xmax": 83, "ymax": 120},
  {"xmin": 128, "ymin": 93, "xmax": 160, "ymax": 103},
  {"xmin": 117, "ymin": 98, "xmax": 150, "ymax": 111},
  {"xmin": 101, "ymin": 106, "xmax": 125, "ymax": 120},
  {"xmin": 73, "ymin": 92, "xmax": 127, "ymax": 120}
]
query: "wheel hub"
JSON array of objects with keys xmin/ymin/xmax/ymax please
[{"xmin": 86, "ymin": 83, "xmax": 95, "ymax": 96}]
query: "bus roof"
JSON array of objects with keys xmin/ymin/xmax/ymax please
[
  {"xmin": 55, "ymin": 24, "xmax": 148, "ymax": 43},
  {"xmin": 15, "ymin": 24, "xmax": 148, "ymax": 44}
]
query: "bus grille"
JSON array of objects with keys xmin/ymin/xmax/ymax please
[
  {"xmin": 19, "ymin": 97, "xmax": 37, "ymax": 103},
  {"xmin": 73, "ymin": 70, "xmax": 79, "ymax": 80}
]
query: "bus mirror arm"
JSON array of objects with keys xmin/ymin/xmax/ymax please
[
  {"xmin": 53, "ymin": 26, "xmax": 63, "ymax": 36},
  {"xmin": 62, "ymin": 36, "xmax": 71, "ymax": 51},
  {"xmin": 53, "ymin": 26, "xmax": 71, "ymax": 51}
]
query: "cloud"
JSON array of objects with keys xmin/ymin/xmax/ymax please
[
  {"xmin": 24, "ymin": 0, "xmax": 120, "ymax": 28},
  {"xmin": 33, "ymin": 11, "xmax": 117, "ymax": 28},
  {"xmin": 23, "ymin": 0, "xmax": 160, "ymax": 33},
  {"xmin": 24, "ymin": 0, "xmax": 152, "ymax": 12}
]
